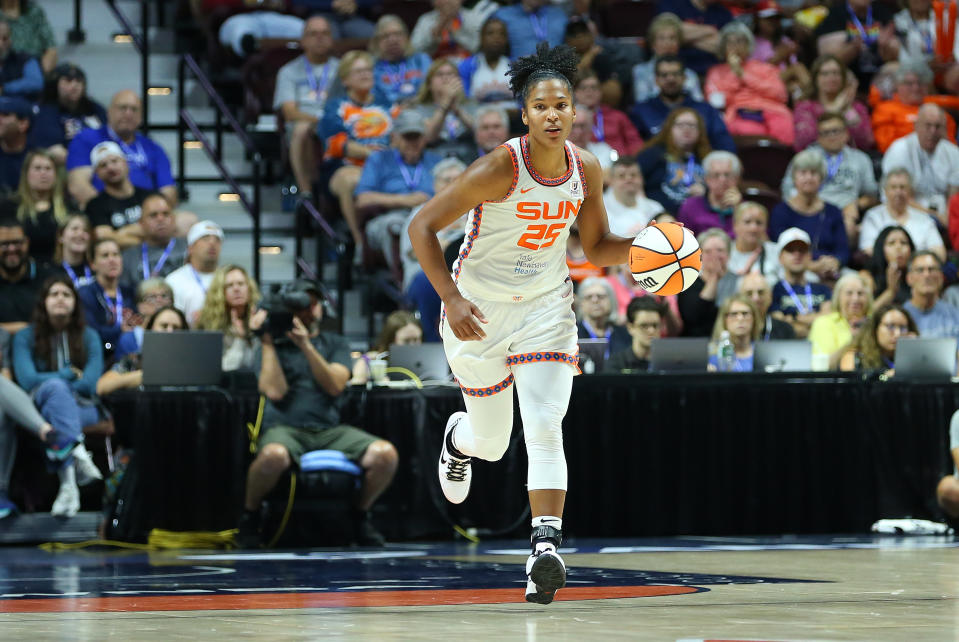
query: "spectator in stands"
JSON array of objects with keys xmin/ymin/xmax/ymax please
[
  {"xmin": 217, "ymin": 2, "xmax": 306, "ymax": 58},
  {"xmin": 0, "ymin": 19, "xmax": 40, "ymax": 100},
  {"xmin": 0, "ymin": 216, "xmax": 51, "ymax": 334},
  {"xmin": 769, "ymin": 227, "xmax": 832, "ymax": 338},
  {"xmin": 704, "ymin": 22, "xmax": 794, "ymax": 146},
  {"xmin": 814, "ymin": 0, "xmax": 899, "ymax": 90},
  {"xmin": 197, "ymin": 265, "xmax": 266, "ymax": 372},
  {"xmin": 839, "ymin": 302, "xmax": 917, "ymax": 373},
  {"xmin": 573, "ymin": 71, "xmax": 642, "ymax": 159},
  {"xmin": 166, "ymin": 220, "xmax": 223, "ymax": 327},
  {"xmin": 411, "ymin": 58, "xmax": 477, "ymax": 159},
  {"xmin": 678, "ymin": 228, "xmax": 738, "ymax": 336},
  {"xmin": 237, "ymin": 279, "xmax": 398, "ymax": 547},
  {"xmin": 895, "ymin": 0, "xmax": 959, "ymax": 93},
  {"xmin": 937, "ymin": 411, "xmax": 959, "ymax": 522},
  {"xmin": 793, "ymin": 55, "xmax": 874, "ymax": 152},
  {"xmin": 0, "ymin": 96, "xmax": 33, "ymax": 195},
  {"xmin": 55, "ymin": 213, "xmax": 93, "ymax": 289},
  {"xmin": 9, "ymin": 149, "xmax": 72, "ymax": 264},
  {"xmin": 783, "ymin": 112, "xmax": 879, "ymax": 245},
  {"xmin": 630, "ymin": 54, "xmax": 734, "ymax": 153},
  {"xmin": 461, "ymin": 104, "xmax": 509, "ymax": 164},
  {"xmin": 860, "ymin": 168, "xmax": 945, "ymax": 262},
  {"xmin": 606, "ymin": 262, "xmax": 684, "ymax": 337},
  {"xmin": 808, "ymin": 272, "xmax": 871, "ymax": 369},
  {"xmin": 113, "ymin": 278, "xmax": 175, "ymax": 360},
  {"xmin": 576, "ymin": 276, "xmax": 631, "ymax": 356},
  {"xmin": 78, "ymin": 237, "xmax": 137, "ymax": 355},
  {"xmin": 678, "ymin": 150, "xmax": 741, "ymax": 237},
  {"xmin": 492, "ymin": 0, "xmax": 567, "ymax": 61},
  {"xmin": 903, "ymin": 251, "xmax": 959, "ymax": 340},
  {"xmin": 351, "ymin": 309, "xmax": 423, "ymax": 384},
  {"xmin": 637, "ymin": 107, "xmax": 710, "ymax": 214},
  {"xmin": 872, "ymin": 62, "xmax": 957, "ymax": 154},
  {"xmin": 728, "ymin": 201, "xmax": 778, "ymax": 285},
  {"xmin": 602, "ymin": 296, "xmax": 665, "ymax": 373},
  {"xmin": 948, "ymin": 191, "xmax": 959, "ymax": 251},
  {"xmin": 632, "ymin": 14, "xmax": 704, "ymax": 104},
  {"xmin": 119, "ymin": 193, "xmax": 187, "ymax": 289},
  {"xmin": 565, "ymin": 18, "xmax": 634, "ymax": 108},
  {"xmin": 66, "ymin": 90, "xmax": 178, "ymax": 213},
  {"xmin": 84, "ymin": 142, "xmax": 151, "ymax": 248},
  {"xmin": 770, "ymin": 149, "xmax": 850, "ymax": 279},
  {"xmin": 371, "ymin": 15, "xmax": 432, "ymax": 105},
  {"xmin": 603, "ymin": 157, "xmax": 663, "ymax": 238},
  {"xmin": 707, "ymin": 294, "xmax": 760, "ymax": 371},
  {"xmin": 12, "ymin": 274, "xmax": 104, "ymax": 517},
  {"xmin": 355, "ymin": 110, "xmax": 442, "ymax": 267},
  {"xmin": 32, "ymin": 63, "xmax": 105, "ymax": 165},
  {"xmin": 656, "ymin": 0, "xmax": 731, "ymax": 76},
  {"xmin": 750, "ymin": 0, "xmax": 808, "ymax": 103},
  {"xmin": 0, "ymin": 0, "xmax": 56, "ymax": 73},
  {"xmin": 458, "ymin": 17, "xmax": 513, "ymax": 110},
  {"xmin": 569, "ymin": 105, "xmax": 615, "ymax": 176},
  {"xmin": 95, "ymin": 305, "xmax": 188, "ymax": 396},
  {"xmin": 273, "ymin": 16, "xmax": 339, "ymax": 200},
  {"xmin": 866, "ymin": 225, "xmax": 914, "ymax": 311},
  {"xmin": 411, "ymin": 0, "xmax": 491, "ymax": 59},
  {"xmin": 320, "ymin": 50, "xmax": 395, "ymax": 253},
  {"xmin": 882, "ymin": 104, "xmax": 959, "ymax": 219},
  {"xmin": 738, "ymin": 272, "xmax": 795, "ymax": 340}
]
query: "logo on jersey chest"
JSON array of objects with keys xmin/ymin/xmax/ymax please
[
  {"xmin": 569, "ymin": 180, "xmax": 582, "ymax": 199},
  {"xmin": 515, "ymin": 199, "xmax": 582, "ymax": 221}
]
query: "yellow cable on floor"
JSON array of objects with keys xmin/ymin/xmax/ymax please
[
  {"xmin": 40, "ymin": 528, "xmax": 240, "ymax": 552},
  {"xmin": 266, "ymin": 472, "xmax": 296, "ymax": 548}
]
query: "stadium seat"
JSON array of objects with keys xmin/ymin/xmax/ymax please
[
  {"xmin": 736, "ymin": 139, "xmax": 794, "ymax": 196},
  {"xmin": 600, "ymin": 0, "xmax": 655, "ymax": 38},
  {"xmin": 379, "ymin": 0, "xmax": 432, "ymax": 32}
]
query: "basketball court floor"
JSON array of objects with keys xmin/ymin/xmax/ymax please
[{"xmin": 1, "ymin": 534, "xmax": 957, "ymax": 640}]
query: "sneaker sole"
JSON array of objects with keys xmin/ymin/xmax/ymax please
[
  {"xmin": 525, "ymin": 586, "xmax": 556, "ymax": 604},
  {"xmin": 529, "ymin": 554, "xmax": 566, "ymax": 593}
]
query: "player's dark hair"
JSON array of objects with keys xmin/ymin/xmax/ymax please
[{"xmin": 508, "ymin": 42, "xmax": 579, "ymax": 103}]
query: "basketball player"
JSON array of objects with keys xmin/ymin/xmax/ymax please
[{"xmin": 408, "ymin": 43, "xmax": 633, "ymax": 604}]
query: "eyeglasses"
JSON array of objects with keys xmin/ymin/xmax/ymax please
[
  {"xmin": 910, "ymin": 265, "xmax": 941, "ymax": 274},
  {"xmin": 673, "ymin": 121, "xmax": 699, "ymax": 130},
  {"xmin": 726, "ymin": 310, "xmax": 753, "ymax": 318},
  {"xmin": 631, "ymin": 322, "xmax": 661, "ymax": 331},
  {"xmin": 141, "ymin": 292, "xmax": 172, "ymax": 303},
  {"xmin": 880, "ymin": 323, "xmax": 910, "ymax": 334},
  {"xmin": 583, "ymin": 293, "xmax": 608, "ymax": 301},
  {"xmin": 818, "ymin": 127, "xmax": 845, "ymax": 137},
  {"xmin": 0, "ymin": 238, "xmax": 25, "ymax": 248}
]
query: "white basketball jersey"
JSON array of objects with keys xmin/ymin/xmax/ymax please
[{"xmin": 452, "ymin": 135, "xmax": 588, "ymax": 302}]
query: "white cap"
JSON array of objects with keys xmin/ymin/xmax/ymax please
[
  {"xmin": 776, "ymin": 227, "xmax": 811, "ymax": 255},
  {"xmin": 90, "ymin": 141, "xmax": 124, "ymax": 167},
  {"xmin": 187, "ymin": 220, "xmax": 224, "ymax": 246}
]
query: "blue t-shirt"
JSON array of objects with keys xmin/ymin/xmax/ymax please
[
  {"xmin": 904, "ymin": 300, "xmax": 959, "ymax": 341},
  {"xmin": 492, "ymin": 4, "xmax": 568, "ymax": 60},
  {"xmin": 355, "ymin": 149, "xmax": 442, "ymax": 197},
  {"xmin": 0, "ymin": 145, "xmax": 26, "ymax": 194},
  {"xmin": 373, "ymin": 53, "xmax": 432, "ymax": 104},
  {"xmin": 708, "ymin": 352, "xmax": 754, "ymax": 372},
  {"xmin": 656, "ymin": 0, "xmax": 732, "ymax": 75},
  {"xmin": 630, "ymin": 94, "xmax": 736, "ymax": 152},
  {"xmin": 768, "ymin": 201, "xmax": 850, "ymax": 267},
  {"xmin": 769, "ymin": 280, "xmax": 832, "ymax": 317},
  {"xmin": 32, "ymin": 101, "xmax": 107, "ymax": 149},
  {"xmin": 66, "ymin": 126, "xmax": 174, "ymax": 192}
]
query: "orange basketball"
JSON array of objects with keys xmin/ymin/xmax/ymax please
[{"xmin": 628, "ymin": 222, "xmax": 702, "ymax": 295}]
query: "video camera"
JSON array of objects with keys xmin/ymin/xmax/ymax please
[{"xmin": 258, "ymin": 282, "xmax": 315, "ymax": 339}]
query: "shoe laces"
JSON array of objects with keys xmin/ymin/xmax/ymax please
[{"xmin": 445, "ymin": 456, "xmax": 470, "ymax": 482}]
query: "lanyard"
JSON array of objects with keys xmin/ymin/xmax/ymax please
[
  {"xmin": 141, "ymin": 239, "xmax": 176, "ymax": 279},
  {"xmin": 191, "ymin": 266, "xmax": 210, "ymax": 294},
  {"xmin": 100, "ymin": 282, "xmax": 124, "ymax": 329},
  {"xmin": 913, "ymin": 15, "xmax": 934, "ymax": 54},
  {"xmin": 847, "ymin": 3, "xmax": 876, "ymax": 44},
  {"xmin": 780, "ymin": 279, "xmax": 814, "ymax": 315},
  {"xmin": 394, "ymin": 150, "xmax": 424, "ymax": 191},
  {"xmin": 303, "ymin": 58, "xmax": 332, "ymax": 102},
  {"xmin": 592, "ymin": 108, "xmax": 605, "ymax": 142},
  {"xmin": 443, "ymin": 112, "xmax": 460, "ymax": 140},
  {"xmin": 62, "ymin": 261, "xmax": 91, "ymax": 288},
  {"xmin": 824, "ymin": 151, "xmax": 843, "ymax": 184},
  {"xmin": 582, "ymin": 319, "xmax": 612, "ymax": 359},
  {"xmin": 681, "ymin": 155, "xmax": 698, "ymax": 187},
  {"xmin": 529, "ymin": 10, "xmax": 548, "ymax": 41},
  {"xmin": 107, "ymin": 127, "xmax": 147, "ymax": 168}
]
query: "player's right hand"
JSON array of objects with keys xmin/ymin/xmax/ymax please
[{"xmin": 445, "ymin": 295, "xmax": 488, "ymax": 341}]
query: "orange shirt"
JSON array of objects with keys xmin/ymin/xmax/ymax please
[{"xmin": 872, "ymin": 96, "xmax": 959, "ymax": 152}]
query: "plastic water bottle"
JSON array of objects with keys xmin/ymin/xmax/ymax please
[{"xmin": 717, "ymin": 330, "xmax": 735, "ymax": 372}]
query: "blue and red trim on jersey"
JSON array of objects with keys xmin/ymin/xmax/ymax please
[
  {"xmin": 520, "ymin": 135, "xmax": 574, "ymax": 186},
  {"xmin": 571, "ymin": 145, "xmax": 588, "ymax": 198},
  {"xmin": 451, "ymin": 203, "xmax": 483, "ymax": 284},
  {"xmin": 458, "ymin": 373, "xmax": 515, "ymax": 397},
  {"xmin": 506, "ymin": 351, "xmax": 580, "ymax": 372},
  {"xmin": 489, "ymin": 142, "xmax": 519, "ymax": 203}
]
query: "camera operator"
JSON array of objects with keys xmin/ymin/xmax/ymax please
[{"xmin": 237, "ymin": 280, "xmax": 398, "ymax": 547}]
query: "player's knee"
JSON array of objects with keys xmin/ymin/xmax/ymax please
[
  {"xmin": 471, "ymin": 433, "xmax": 511, "ymax": 462},
  {"xmin": 523, "ymin": 401, "xmax": 565, "ymax": 448}
]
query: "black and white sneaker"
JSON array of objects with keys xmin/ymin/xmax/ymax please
[
  {"xmin": 525, "ymin": 524, "xmax": 566, "ymax": 604},
  {"xmin": 438, "ymin": 411, "xmax": 471, "ymax": 504}
]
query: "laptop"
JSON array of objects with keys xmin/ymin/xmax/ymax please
[
  {"xmin": 389, "ymin": 343, "xmax": 452, "ymax": 382},
  {"xmin": 754, "ymin": 340, "xmax": 813, "ymax": 373},
  {"xmin": 577, "ymin": 338, "xmax": 610, "ymax": 374},
  {"xmin": 648, "ymin": 338, "xmax": 710, "ymax": 373},
  {"xmin": 141, "ymin": 331, "xmax": 223, "ymax": 387},
  {"xmin": 894, "ymin": 337, "xmax": 958, "ymax": 381}
]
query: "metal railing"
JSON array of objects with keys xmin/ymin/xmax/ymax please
[
  {"xmin": 296, "ymin": 200, "xmax": 348, "ymax": 325},
  {"xmin": 103, "ymin": 0, "xmax": 152, "ymax": 132}
]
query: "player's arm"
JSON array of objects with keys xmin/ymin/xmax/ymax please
[
  {"xmin": 408, "ymin": 148, "xmax": 514, "ymax": 341},
  {"xmin": 576, "ymin": 150, "xmax": 634, "ymax": 268}
]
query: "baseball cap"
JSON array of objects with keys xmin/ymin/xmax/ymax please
[
  {"xmin": 756, "ymin": 0, "xmax": 782, "ymax": 18},
  {"xmin": 0, "ymin": 96, "xmax": 32, "ymax": 120},
  {"xmin": 289, "ymin": 278, "xmax": 322, "ymax": 298},
  {"xmin": 53, "ymin": 62, "xmax": 86, "ymax": 82},
  {"xmin": 187, "ymin": 220, "xmax": 224, "ymax": 246},
  {"xmin": 90, "ymin": 141, "xmax": 124, "ymax": 167},
  {"xmin": 776, "ymin": 227, "xmax": 811, "ymax": 255},
  {"xmin": 392, "ymin": 110, "xmax": 426, "ymax": 136}
]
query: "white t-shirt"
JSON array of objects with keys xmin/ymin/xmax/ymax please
[
  {"xmin": 603, "ymin": 188, "xmax": 663, "ymax": 237},
  {"xmin": 881, "ymin": 133, "xmax": 959, "ymax": 212},
  {"xmin": 858, "ymin": 204, "xmax": 944, "ymax": 254},
  {"xmin": 166, "ymin": 264, "xmax": 216, "ymax": 327}
]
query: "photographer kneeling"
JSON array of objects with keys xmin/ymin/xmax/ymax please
[{"xmin": 237, "ymin": 280, "xmax": 398, "ymax": 547}]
